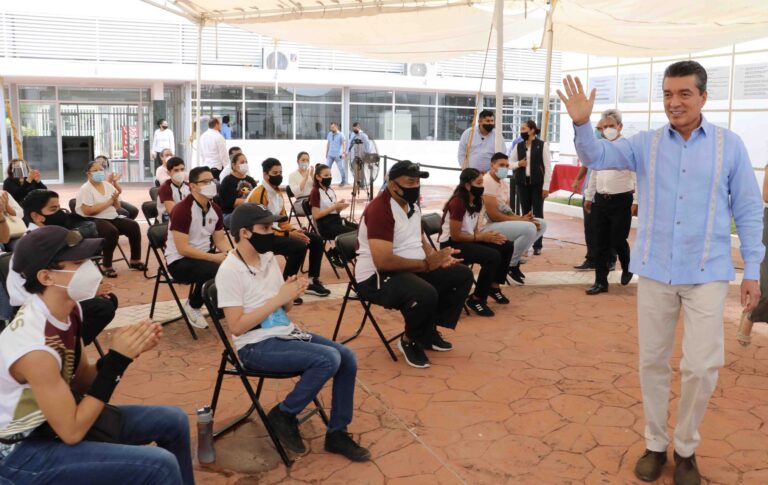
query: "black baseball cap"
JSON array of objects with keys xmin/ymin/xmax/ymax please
[
  {"xmin": 12, "ymin": 226, "xmax": 103, "ymax": 282},
  {"xmin": 230, "ymin": 203, "xmax": 287, "ymax": 235},
  {"xmin": 388, "ymin": 160, "xmax": 429, "ymax": 180}
]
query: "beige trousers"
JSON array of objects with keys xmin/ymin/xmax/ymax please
[{"xmin": 637, "ymin": 276, "xmax": 729, "ymax": 457}]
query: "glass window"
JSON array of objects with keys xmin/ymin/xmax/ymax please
[
  {"xmin": 349, "ymin": 105, "xmax": 390, "ymax": 140},
  {"xmin": 19, "ymin": 102, "xmax": 59, "ymax": 180},
  {"xmin": 350, "ymin": 90, "xmax": 393, "ymax": 104},
  {"xmin": 245, "ymin": 103, "xmax": 293, "ymax": 139},
  {"xmin": 245, "ymin": 86, "xmax": 293, "ymax": 101},
  {"xmin": 200, "ymin": 102, "xmax": 242, "ymax": 139},
  {"xmin": 438, "ymin": 106, "xmax": 474, "ymax": 141},
  {"xmin": 296, "ymin": 104, "xmax": 342, "ymax": 140},
  {"xmin": 193, "ymin": 85, "xmax": 243, "ymax": 100},
  {"xmin": 439, "ymin": 93, "xmax": 476, "ymax": 107},
  {"xmin": 391, "ymin": 106, "xmax": 435, "ymax": 140},
  {"xmin": 58, "ymin": 87, "xmax": 144, "ymax": 103},
  {"xmin": 395, "ymin": 91, "xmax": 435, "ymax": 105},
  {"xmin": 293, "ymin": 88, "xmax": 342, "ymax": 103},
  {"xmin": 19, "ymin": 86, "xmax": 56, "ymax": 101}
]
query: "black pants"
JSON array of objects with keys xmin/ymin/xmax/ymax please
[
  {"xmin": 93, "ymin": 218, "xmax": 142, "ymax": 267},
  {"xmin": 317, "ymin": 215, "xmax": 357, "ymax": 240},
  {"xmin": 517, "ymin": 183, "xmax": 545, "ymax": 249},
  {"xmin": 118, "ymin": 201, "xmax": 139, "ymax": 220},
  {"xmin": 80, "ymin": 294, "xmax": 118, "ymax": 344},
  {"xmin": 211, "ymin": 168, "xmax": 222, "ymax": 180},
  {"xmin": 357, "ymin": 265, "xmax": 473, "ymax": 347},
  {"xmin": 583, "ymin": 199, "xmax": 617, "ymax": 265},
  {"xmin": 591, "ymin": 191, "xmax": 633, "ymax": 285},
  {"xmin": 442, "ymin": 240, "xmax": 514, "ymax": 300},
  {"xmin": 272, "ymin": 231, "xmax": 324, "ymax": 279},
  {"xmin": 168, "ymin": 258, "xmax": 221, "ymax": 308}
]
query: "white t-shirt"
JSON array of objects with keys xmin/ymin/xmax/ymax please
[
  {"xmin": 151, "ymin": 128, "xmax": 175, "ymax": 154},
  {"xmin": 215, "ymin": 251, "xmax": 295, "ymax": 350},
  {"xmin": 288, "ymin": 170, "xmax": 313, "ymax": 199},
  {"xmin": 155, "ymin": 165, "xmax": 171, "ymax": 185},
  {"xmin": 482, "ymin": 172, "xmax": 512, "ymax": 221},
  {"xmin": 198, "ymin": 128, "xmax": 228, "ymax": 171},
  {"xmin": 438, "ymin": 197, "xmax": 480, "ymax": 243},
  {"xmin": 75, "ymin": 181, "xmax": 119, "ymax": 219},
  {"xmin": 165, "ymin": 195, "xmax": 224, "ymax": 265},
  {"xmin": 157, "ymin": 179, "xmax": 191, "ymax": 217}
]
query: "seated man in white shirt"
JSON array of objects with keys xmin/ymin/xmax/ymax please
[
  {"xmin": 583, "ymin": 109, "xmax": 637, "ymax": 295},
  {"xmin": 215, "ymin": 203, "xmax": 370, "ymax": 462}
]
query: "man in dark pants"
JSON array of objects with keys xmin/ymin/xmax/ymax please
[
  {"xmin": 583, "ymin": 109, "xmax": 637, "ymax": 294},
  {"xmin": 355, "ymin": 161, "xmax": 474, "ymax": 369}
]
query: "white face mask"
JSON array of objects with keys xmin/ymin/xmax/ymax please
[
  {"xmin": 53, "ymin": 260, "xmax": 103, "ymax": 302},
  {"xmin": 299, "ymin": 162, "xmax": 309, "ymax": 170},
  {"xmin": 603, "ymin": 127, "xmax": 619, "ymax": 141},
  {"xmin": 238, "ymin": 163, "xmax": 249, "ymax": 175},
  {"xmin": 171, "ymin": 171, "xmax": 186, "ymax": 184},
  {"xmin": 200, "ymin": 183, "xmax": 218, "ymax": 199}
]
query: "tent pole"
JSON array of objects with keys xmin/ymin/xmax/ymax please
[
  {"xmin": 541, "ymin": 1, "xmax": 556, "ymax": 143},
  {"xmin": 195, "ymin": 19, "xmax": 203, "ymax": 167},
  {"xmin": 494, "ymin": 0, "xmax": 504, "ymax": 152}
]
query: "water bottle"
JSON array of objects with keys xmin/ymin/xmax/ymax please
[{"xmin": 196, "ymin": 406, "xmax": 216, "ymax": 464}]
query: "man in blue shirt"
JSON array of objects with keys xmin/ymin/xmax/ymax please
[
  {"xmin": 220, "ymin": 115, "xmax": 233, "ymax": 140},
  {"xmin": 325, "ymin": 122, "xmax": 347, "ymax": 186},
  {"xmin": 558, "ymin": 61, "xmax": 763, "ymax": 485},
  {"xmin": 457, "ymin": 109, "xmax": 506, "ymax": 172}
]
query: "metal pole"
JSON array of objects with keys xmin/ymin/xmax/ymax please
[
  {"xmin": 541, "ymin": 1, "xmax": 556, "ymax": 142},
  {"xmin": 0, "ymin": 80, "xmax": 8, "ymax": 170},
  {"xmin": 494, "ymin": 0, "xmax": 504, "ymax": 152},
  {"xmin": 195, "ymin": 19, "xmax": 203, "ymax": 167}
]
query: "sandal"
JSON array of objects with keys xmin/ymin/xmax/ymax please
[
  {"xmin": 128, "ymin": 262, "xmax": 147, "ymax": 271},
  {"xmin": 102, "ymin": 268, "xmax": 118, "ymax": 278}
]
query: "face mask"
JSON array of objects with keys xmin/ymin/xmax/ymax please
[
  {"xmin": 268, "ymin": 174, "xmax": 283, "ymax": 187},
  {"xmin": 520, "ymin": 131, "xmax": 529, "ymax": 139},
  {"xmin": 394, "ymin": 182, "xmax": 420, "ymax": 205},
  {"xmin": 91, "ymin": 171, "xmax": 105, "ymax": 183},
  {"xmin": 353, "ymin": 130, "xmax": 360, "ymax": 134},
  {"xmin": 495, "ymin": 167, "xmax": 509, "ymax": 179},
  {"xmin": 470, "ymin": 186, "xmax": 485, "ymax": 198},
  {"xmin": 199, "ymin": 183, "xmax": 218, "ymax": 199},
  {"xmin": 321, "ymin": 177, "xmax": 332, "ymax": 188},
  {"xmin": 299, "ymin": 162, "xmax": 309, "ymax": 170},
  {"xmin": 482, "ymin": 124, "xmax": 495, "ymax": 133},
  {"xmin": 171, "ymin": 171, "xmax": 186, "ymax": 184},
  {"xmin": 53, "ymin": 260, "xmax": 103, "ymax": 302},
  {"xmin": 43, "ymin": 209, "xmax": 68, "ymax": 228},
  {"xmin": 248, "ymin": 232, "xmax": 275, "ymax": 254},
  {"xmin": 238, "ymin": 163, "xmax": 249, "ymax": 175},
  {"xmin": 602, "ymin": 127, "xmax": 619, "ymax": 141}
]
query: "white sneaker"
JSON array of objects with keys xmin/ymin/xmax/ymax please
[{"xmin": 182, "ymin": 301, "xmax": 208, "ymax": 329}]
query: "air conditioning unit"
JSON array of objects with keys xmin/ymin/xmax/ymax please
[
  {"xmin": 263, "ymin": 49, "xmax": 299, "ymax": 70},
  {"xmin": 406, "ymin": 62, "xmax": 436, "ymax": 77}
]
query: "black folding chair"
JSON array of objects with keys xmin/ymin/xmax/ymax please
[
  {"xmin": 149, "ymin": 186, "xmax": 159, "ymax": 202},
  {"xmin": 141, "ymin": 200, "xmax": 160, "ymax": 279},
  {"xmin": 300, "ymin": 198, "xmax": 340, "ymax": 279},
  {"xmin": 201, "ymin": 280, "xmax": 329, "ymax": 467},
  {"xmin": 331, "ymin": 231, "xmax": 403, "ymax": 361},
  {"xmin": 146, "ymin": 224, "xmax": 198, "ymax": 339},
  {"xmin": 69, "ymin": 198, "xmax": 128, "ymax": 267},
  {"xmin": 421, "ymin": 212, "xmax": 442, "ymax": 250},
  {"xmin": 0, "ymin": 253, "xmax": 12, "ymax": 332},
  {"xmin": 285, "ymin": 185, "xmax": 306, "ymax": 230}
]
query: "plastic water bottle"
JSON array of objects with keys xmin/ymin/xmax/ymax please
[{"xmin": 196, "ymin": 406, "xmax": 216, "ymax": 464}]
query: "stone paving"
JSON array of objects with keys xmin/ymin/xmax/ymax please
[{"xmin": 63, "ymin": 183, "xmax": 768, "ymax": 484}]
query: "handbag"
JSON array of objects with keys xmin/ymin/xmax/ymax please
[{"xmin": 4, "ymin": 214, "xmax": 27, "ymax": 239}]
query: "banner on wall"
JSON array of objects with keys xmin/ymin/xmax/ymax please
[{"xmin": 121, "ymin": 126, "xmax": 138, "ymax": 159}]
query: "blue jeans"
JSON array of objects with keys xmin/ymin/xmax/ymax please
[
  {"xmin": 238, "ymin": 333, "xmax": 357, "ymax": 433},
  {"xmin": 326, "ymin": 154, "xmax": 346, "ymax": 184},
  {"xmin": 0, "ymin": 405, "xmax": 194, "ymax": 485}
]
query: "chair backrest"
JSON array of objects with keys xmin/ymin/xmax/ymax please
[
  {"xmin": 202, "ymin": 280, "xmax": 245, "ymax": 370},
  {"xmin": 421, "ymin": 212, "xmax": 441, "ymax": 237},
  {"xmin": 142, "ymin": 201, "xmax": 159, "ymax": 225},
  {"xmin": 68, "ymin": 198, "xmax": 76, "ymax": 214},
  {"xmin": 285, "ymin": 185, "xmax": 295, "ymax": 200},
  {"xmin": 149, "ymin": 186, "xmax": 159, "ymax": 202},
  {"xmin": 147, "ymin": 223, "xmax": 168, "ymax": 250},
  {"xmin": 0, "ymin": 252, "xmax": 12, "ymax": 295},
  {"xmin": 335, "ymin": 230, "xmax": 358, "ymax": 266}
]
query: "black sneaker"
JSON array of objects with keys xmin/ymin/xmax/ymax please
[
  {"xmin": 574, "ymin": 260, "xmax": 595, "ymax": 270},
  {"xmin": 328, "ymin": 248, "xmax": 345, "ymax": 268},
  {"xmin": 325, "ymin": 430, "xmax": 371, "ymax": 462},
  {"xmin": 430, "ymin": 330, "xmax": 453, "ymax": 352},
  {"xmin": 397, "ymin": 337, "xmax": 430, "ymax": 368},
  {"xmin": 489, "ymin": 288, "xmax": 510, "ymax": 304},
  {"xmin": 508, "ymin": 265, "xmax": 525, "ymax": 285},
  {"xmin": 306, "ymin": 279, "xmax": 331, "ymax": 297},
  {"xmin": 267, "ymin": 405, "xmax": 306, "ymax": 453},
  {"xmin": 467, "ymin": 297, "xmax": 495, "ymax": 317},
  {"xmin": 293, "ymin": 297, "xmax": 303, "ymax": 306}
]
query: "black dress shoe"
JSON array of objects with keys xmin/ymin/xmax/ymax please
[
  {"xmin": 634, "ymin": 449, "xmax": 667, "ymax": 482},
  {"xmin": 608, "ymin": 262, "xmax": 616, "ymax": 272},
  {"xmin": 574, "ymin": 261, "xmax": 595, "ymax": 270},
  {"xmin": 621, "ymin": 270, "xmax": 634, "ymax": 285},
  {"xmin": 585, "ymin": 283, "xmax": 608, "ymax": 295},
  {"xmin": 673, "ymin": 451, "xmax": 701, "ymax": 485}
]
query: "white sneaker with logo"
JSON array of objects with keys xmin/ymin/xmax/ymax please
[{"xmin": 183, "ymin": 301, "xmax": 209, "ymax": 329}]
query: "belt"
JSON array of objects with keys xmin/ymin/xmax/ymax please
[{"xmin": 595, "ymin": 191, "xmax": 633, "ymax": 199}]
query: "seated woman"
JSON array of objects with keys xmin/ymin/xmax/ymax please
[
  {"xmin": 220, "ymin": 152, "xmax": 257, "ymax": 227},
  {"xmin": 439, "ymin": 168, "xmax": 514, "ymax": 317},
  {"xmin": 287, "ymin": 151, "xmax": 314, "ymax": 217},
  {"xmin": 94, "ymin": 155, "xmax": 139, "ymax": 220},
  {"xmin": 308, "ymin": 164, "xmax": 356, "ymax": 266},
  {"xmin": 75, "ymin": 160, "xmax": 145, "ymax": 278},
  {"xmin": 154, "ymin": 148, "xmax": 174, "ymax": 186},
  {"xmin": 3, "ymin": 158, "xmax": 46, "ymax": 204}
]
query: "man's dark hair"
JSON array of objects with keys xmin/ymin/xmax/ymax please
[
  {"xmin": 664, "ymin": 60, "xmax": 707, "ymax": 93},
  {"xmin": 262, "ymin": 157, "xmax": 281, "ymax": 173},
  {"xmin": 157, "ymin": 118, "xmax": 166, "ymax": 127},
  {"xmin": 479, "ymin": 109, "xmax": 495, "ymax": 120},
  {"xmin": 166, "ymin": 156, "xmax": 185, "ymax": 172},
  {"xmin": 94, "ymin": 155, "xmax": 109, "ymax": 163},
  {"xmin": 490, "ymin": 152, "xmax": 509, "ymax": 163},
  {"xmin": 22, "ymin": 189, "xmax": 59, "ymax": 223},
  {"xmin": 189, "ymin": 166, "xmax": 212, "ymax": 183},
  {"xmin": 222, "ymin": 115, "xmax": 230, "ymax": 124},
  {"xmin": 231, "ymin": 152, "xmax": 246, "ymax": 166},
  {"xmin": 330, "ymin": 121, "xmax": 338, "ymax": 128},
  {"xmin": 24, "ymin": 260, "xmax": 64, "ymax": 295},
  {"xmin": 352, "ymin": 122, "xmax": 360, "ymax": 128},
  {"xmin": 208, "ymin": 117, "xmax": 220, "ymax": 129},
  {"xmin": 228, "ymin": 146, "xmax": 241, "ymax": 157}
]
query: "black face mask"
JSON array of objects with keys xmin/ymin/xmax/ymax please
[
  {"xmin": 42, "ymin": 209, "xmax": 69, "ymax": 228},
  {"xmin": 482, "ymin": 124, "xmax": 495, "ymax": 133},
  {"xmin": 353, "ymin": 130, "xmax": 360, "ymax": 134},
  {"xmin": 268, "ymin": 174, "xmax": 283, "ymax": 187},
  {"xmin": 469, "ymin": 186, "xmax": 485, "ymax": 198},
  {"xmin": 521, "ymin": 130, "xmax": 529, "ymax": 139},
  {"xmin": 320, "ymin": 177, "xmax": 332, "ymax": 188},
  {"xmin": 248, "ymin": 232, "xmax": 275, "ymax": 254},
  {"xmin": 394, "ymin": 182, "xmax": 420, "ymax": 206}
]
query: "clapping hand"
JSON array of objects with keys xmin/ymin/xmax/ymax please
[
  {"xmin": 556, "ymin": 75, "xmax": 596, "ymax": 126},
  {"xmin": 111, "ymin": 320, "xmax": 162, "ymax": 358},
  {"xmin": 277, "ymin": 275, "xmax": 308, "ymax": 305}
]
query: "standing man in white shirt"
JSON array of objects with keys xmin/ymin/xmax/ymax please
[
  {"xmin": 583, "ymin": 109, "xmax": 637, "ymax": 295},
  {"xmin": 151, "ymin": 119, "xmax": 174, "ymax": 169},
  {"xmin": 198, "ymin": 117, "xmax": 229, "ymax": 180},
  {"xmin": 457, "ymin": 110, "xmax": 506, "ymax": 172}
]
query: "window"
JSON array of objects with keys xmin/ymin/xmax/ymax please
[
  {"xmin": 350, "ymin": 90, "xmax": 393, "ymax": 104},
  {"xmin": 438, "ymin": 93, "xmax": 476, "ymax": 141},
  {"xmin": 395, "ymin": 91, "xmax": 435, "ymax": 105},
  {"xmin": 19, "ymin": 86, "xmax": 56, "ymax": 101},
  {"xmin": 245, "ymin": 86, "xmax": 293, "ymax": 101},
  {"xmin": 296, "ymin": 103, "xmax": 341, "ymax": 140},
  {"xmin": 19, "ymin": 102, "xmax": 59, "ymax": 180},
  {"xmin": 245, "ymin": 103, "xmax": 293, "ymax": 139},
  {"xmin": 200, "ymin": 102, "xmax": 242, "ymax": 139},
  {"xmin": 349, "ymin": 105, "xmax": 390, "ymax": 141},
  {"xmin": 193, "ymin": 85, "xmax": 242, "ymax": 100},
  {"xmin": 293, "ymin": 87, "xmax": 342, "ymax": 103},
  {"xmin": 392, "ymin": 106, "xmax": 435, "ymax": 140}
]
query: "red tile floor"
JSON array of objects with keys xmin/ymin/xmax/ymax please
[{"xmin": 54, "ymin": 183, "xmax": 768, "ymax": 484}]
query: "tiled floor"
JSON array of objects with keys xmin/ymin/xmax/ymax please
[{"xmin": 66, "ymin": 183, "xmax": 767, "ymax": 484}]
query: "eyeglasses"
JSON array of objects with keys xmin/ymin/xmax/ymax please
[{"xmin": 193, "ymin": 178, "xmax": 215, "ymax": 186}]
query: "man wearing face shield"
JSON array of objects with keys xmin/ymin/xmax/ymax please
[
  {"xmin": 3, "ymin": 158, "xmax": 46, "ymax": 205},
  {"xmin": 583, "ymin": 109, "xmax": 637, "ymax": 295},
  {"xmin": 457, "ymin": 110, "xmax": 506, "ymax": 173}
]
